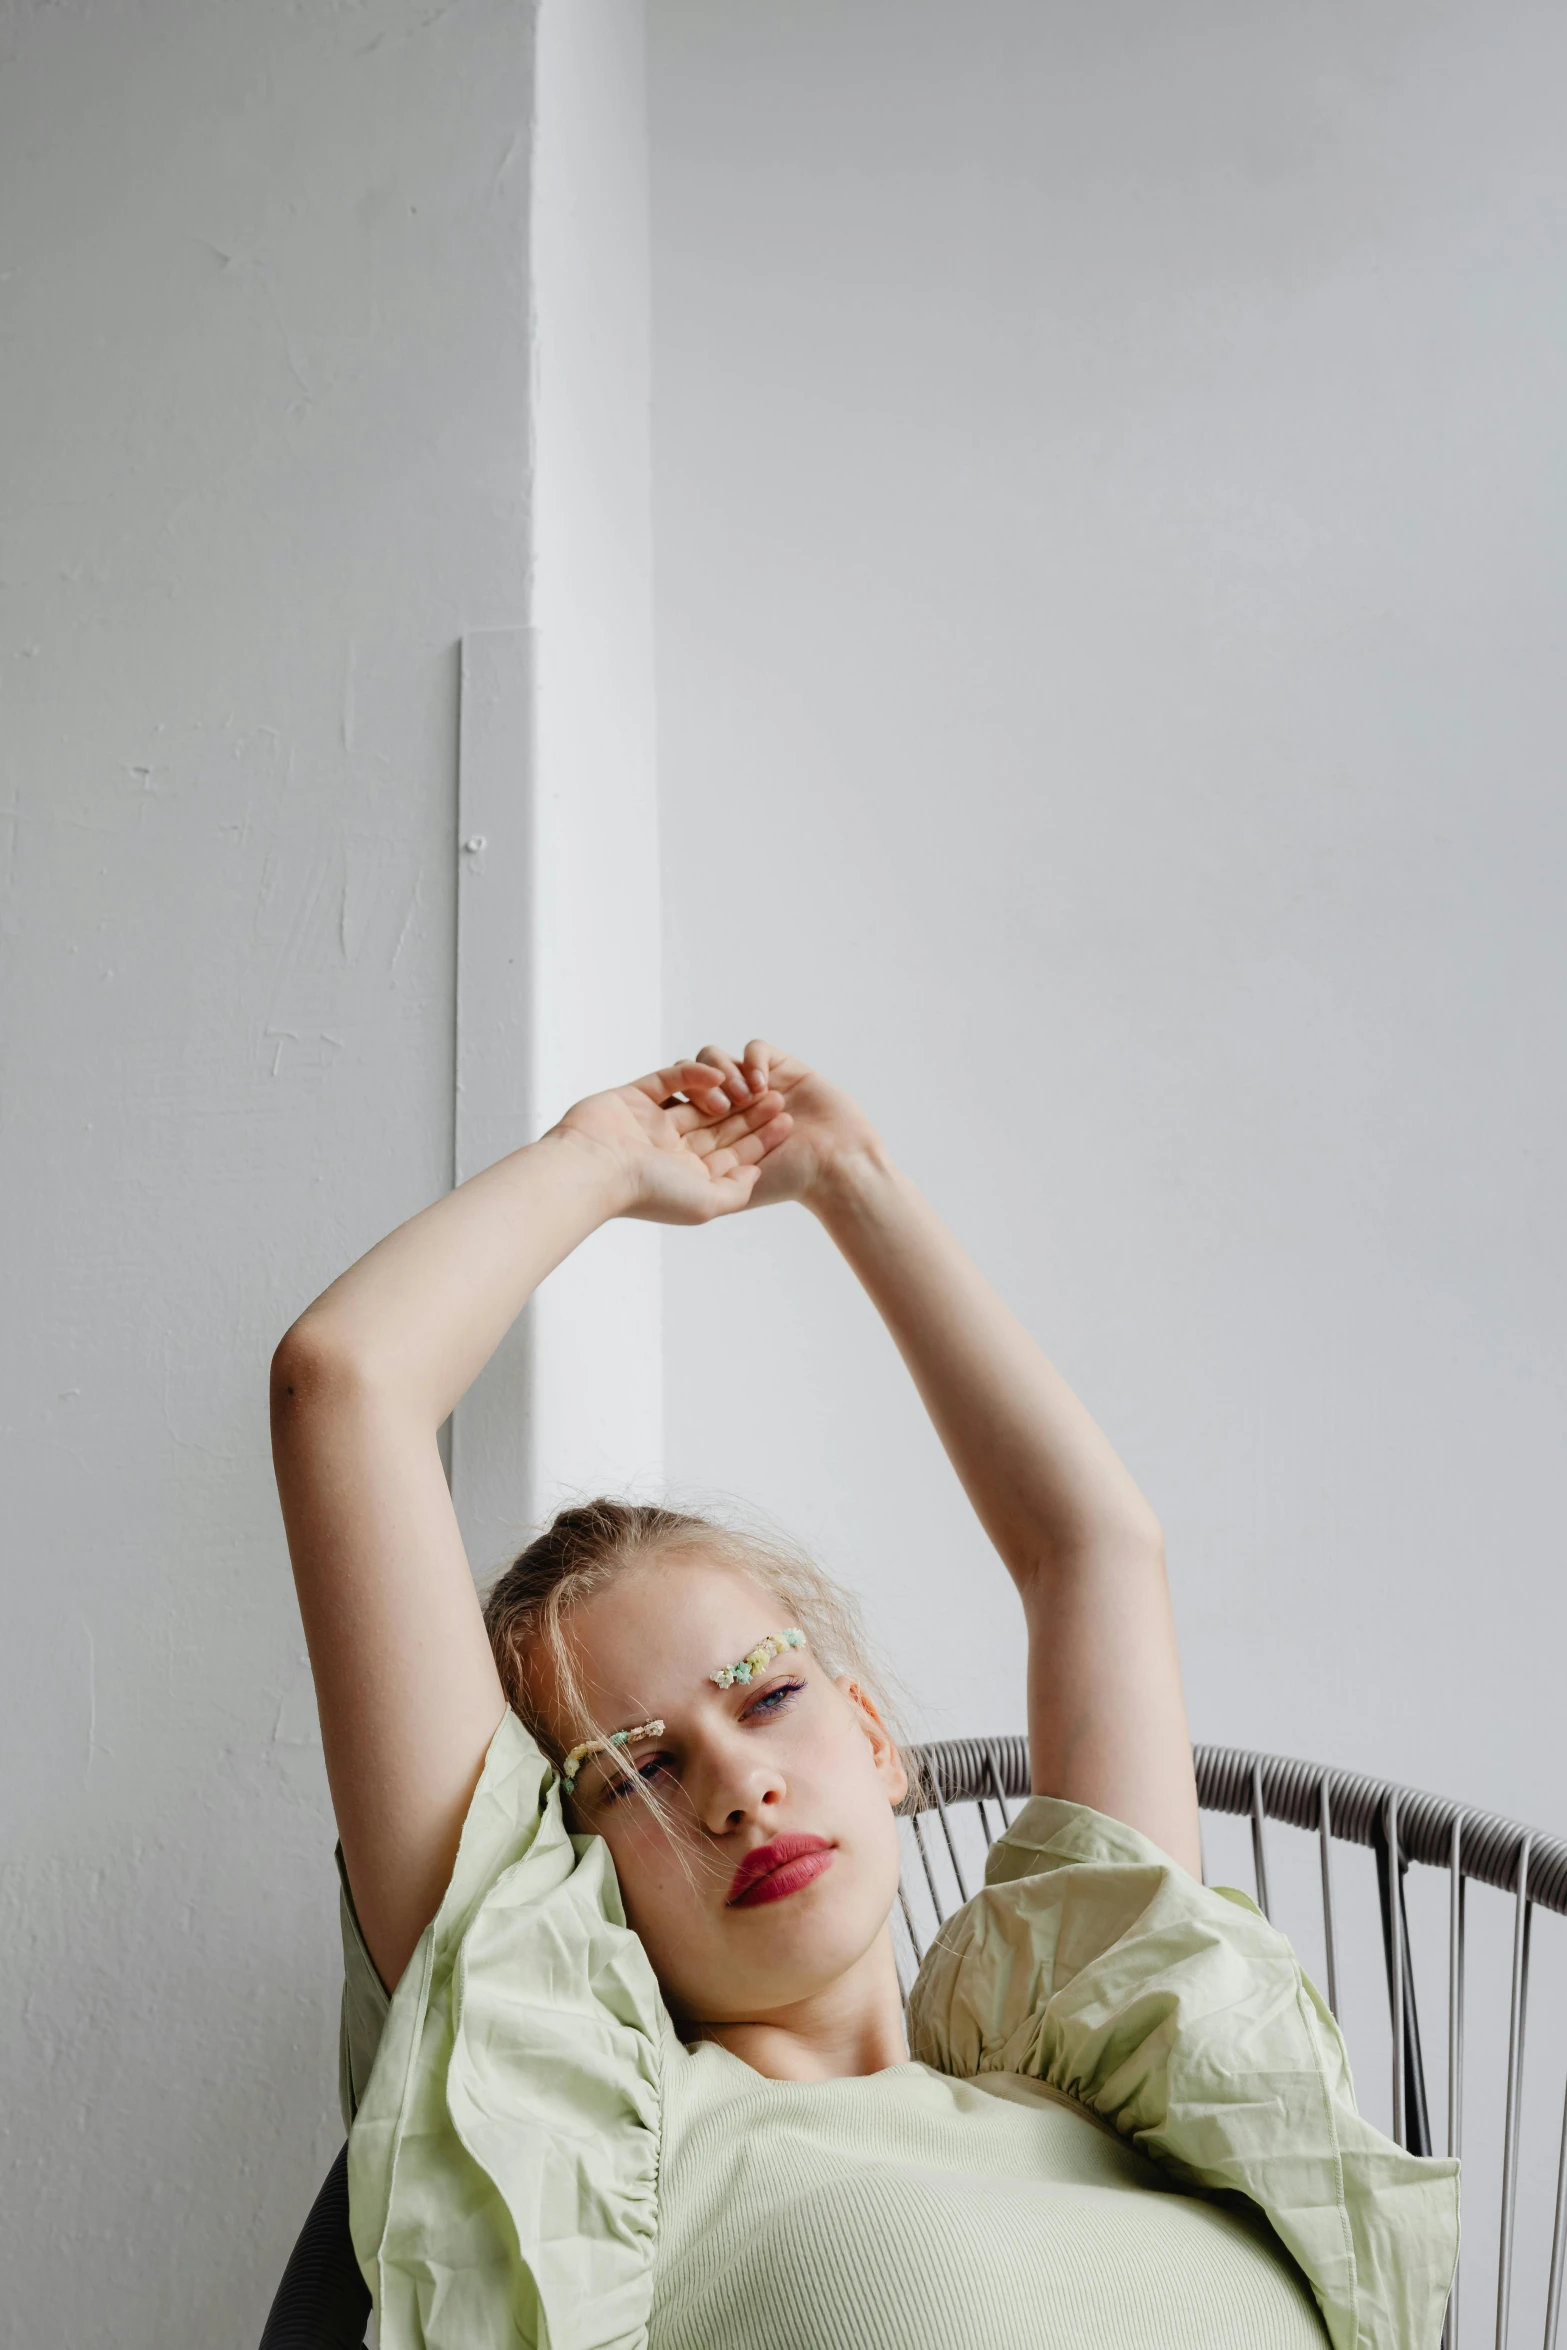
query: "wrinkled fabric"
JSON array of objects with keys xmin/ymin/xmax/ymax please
[
  {"xmin": 346, "ymin": 1712, "xmax": 663, "ymax": 2350},
  {"xmin": 906, "ymin": 1795, "xmax": 1459, "ymax": 2350},
  {"xmin": 343, "ymin": 1712, "xmax": 1457, "ymax": 2350}
]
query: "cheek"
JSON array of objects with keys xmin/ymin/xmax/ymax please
[
  {"xmin": 779, "ymin": 1725, "xmax": 904, "ymax": 1899},
  {"xmin": 609, "ymin": 1850, "xmax": 734, "ymax": 2016},
  {"xmin": 601, "ymin": 1820, "xmax": 724, "ymax": 1944},
  {"xmin": 845, "ymin": 1783, "xmax": 906, "ymax": 1901},
  {"xmin": 799, "ymin": 1710, "xmax": 897, "ymax": 1823}
]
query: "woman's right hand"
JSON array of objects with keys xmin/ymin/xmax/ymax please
[
  {"xmin": 553, "ymin": 1058, "xmax": 794, "ymax": 1226},
  {"xmin": 685, "ymin": 1040, "xmax": 888, "ymax": 1210}
]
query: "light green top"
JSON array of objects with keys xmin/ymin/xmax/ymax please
[{"xmin": 339, "ymin": 1711, "xmax": 1458, "ymax": 2350}]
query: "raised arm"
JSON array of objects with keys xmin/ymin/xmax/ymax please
[
  {"xmin": 270, "ymin": 1062, "xmax": 789, "ymax": 1989},
  {"xmin": 693, "ymin": 1041, "xmax": 1201, "ymax": 1875}
]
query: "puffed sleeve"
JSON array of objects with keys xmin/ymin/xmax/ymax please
[
  {"xmin": 906, "ymin": 1794, "xmax": 1459, "ymax": 2350},
  {"xmin": 345, "ymin": 1709, "xmax": 667, "ymax": 2350}
]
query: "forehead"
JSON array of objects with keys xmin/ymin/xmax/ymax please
[{"xmin": 553, "ymin": 1554, "xmax": 786, "ymax": 1725}]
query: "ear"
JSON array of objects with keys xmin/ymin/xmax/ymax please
[{"xmin": 836, "ymin": 1674, "xmax": 909, "ymax": 1808}]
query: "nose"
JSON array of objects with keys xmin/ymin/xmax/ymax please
[{"xmin": 692, "ymin": 1730, "xmax": 786, "ymax": 1837}]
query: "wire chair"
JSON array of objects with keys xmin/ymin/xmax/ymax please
[{"xmin": 260, "ymin": 1743, "xmax": 1567, "ymax": 2350}]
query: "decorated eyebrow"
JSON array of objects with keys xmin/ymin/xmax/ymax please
[
  {"xmin": 560, "ymin": 1719, "xmax": 665, "ymax": 1793},
  {"xmin": 557, "ymin": 1633, "xmax": 809, "ymax": 1793},
  {"xmin": 709, "ymin": 1629, "xmax": 805, "ymax": 1688}
]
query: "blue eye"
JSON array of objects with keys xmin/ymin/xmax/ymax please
[{"xmin": 747, "ymin": 1676, "xmax": 805, "ymax": 1717}]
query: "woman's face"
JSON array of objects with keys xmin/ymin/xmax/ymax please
[{"xmin": 527, "ymin": 1556, "xmax": 907, "ymax": 2030}]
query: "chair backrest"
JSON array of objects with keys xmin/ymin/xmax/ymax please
[
  {"xmin": 262, "ymin": 1738, "xmax": 1567, "ymax": 2350},
  {"xmin": 897, "ymin": 1740, "xmax": 1567, "ymax": 2350}
]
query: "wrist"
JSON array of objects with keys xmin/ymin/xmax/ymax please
[
  {"xmin": 806, "ymin": 1136, "xmax": 905, "ymax": 1228},
  {"xmin": 534, "ymin": 1122, "xmax": 639, "ymax": 1223}
]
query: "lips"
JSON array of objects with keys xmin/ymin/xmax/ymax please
[{"xmin": 725, "ymin": 1833, "xmax": 836, "ymax": 1908}]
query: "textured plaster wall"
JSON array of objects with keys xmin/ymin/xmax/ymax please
[
  {"xmin": 523, "ymin": 0, "xmax": 664, "ymax": 1533},
  {"xmin": 0, "ymin": 2, "xmax": 538, "ymax": 2337},
  {"xmin": 648, "ymin": 0, "xmax": 1567, "ymax": 2210}
]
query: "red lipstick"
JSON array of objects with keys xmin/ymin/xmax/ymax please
[{"xmin": 725, "ymin": 1833, "xmax": 836, "ymax": 1908}]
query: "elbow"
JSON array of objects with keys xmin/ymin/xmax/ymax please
[
  {"xmin": 1060, "ymin": 1497, "xmax": 1166, "ymax": 1567},
  {"xmin": 1104, "ymin": 1514, "xmax": 1167, "ymax": 1580},
  {"xmin": 1088, "ymin": 1493, "xmax": 1165, "ymax": 1566},
  {"xmin": 1122, "ymin": 1507, "xmax": 1166, "ymax": 1565},
  {"xmin": 269, "ymin": 1314, "xmax": 367, "ymax": 1443},
  {"xmin": 1021, "ymin": 1512, "xmax": 1167, "ymax": 1601}
]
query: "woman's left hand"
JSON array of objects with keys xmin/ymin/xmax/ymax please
[
  {"xmin": 688, "ymin": 1040, "xmax": 887, "ymax": 1210},
  {"xmin": 557, "ymin": 1059, "xmax": 794, "ymax": 1226}
]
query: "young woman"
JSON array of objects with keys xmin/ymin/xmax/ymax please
[{"xmin": 272, "ymin": 1041, "xmax": 1457, "ymax": 2350}]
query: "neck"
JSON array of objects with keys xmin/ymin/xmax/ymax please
[{"xmin": 692, "ymin": 1923, "xmax": 910, "ymax": 2081}]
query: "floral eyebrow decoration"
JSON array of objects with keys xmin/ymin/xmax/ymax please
[
  {"xmin": 710, "ymin": 1628, "xmax": 805, "ymax": 1689},
  {"xmin": 558, "ymin": 1631, "xmax": 806, "ymax": 1791},
  {"xmin": 560, "ymin": 1720, "xmax": 665, "ymax": 1793}
]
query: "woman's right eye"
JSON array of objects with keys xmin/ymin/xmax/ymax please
[{"xmin": 604, "ymin": 1754, "xmax": 669, "ymax": 1804}]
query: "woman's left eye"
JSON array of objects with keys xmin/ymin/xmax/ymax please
[{"xmin": 746, "ymin": 1677, "xmax": 805, "ymax": 1720}]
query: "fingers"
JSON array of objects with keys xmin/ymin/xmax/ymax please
[
  {"xmin": 737, "ymin": 1112, "xmax": 792, "ymax": 1163},
  {"xmin": 685, "ymin": 1099, "xmax": 790, "ymax": 1160},
  {"xmin": 695, "ymin": 1040, "xmax": 782, "ymax": 1104},
  {"xmin": 702, "ymin": 1158, "xmax": 763, "ymax": 1214},
  {"xmin": 741, "ymin": 1039, "xmax": 779, "ymax": 1093},
  {"xmin": 632, "ymin": 1045, "xmax": 792, "ymax": 1135},
  {"xmin": 695, "ymin": 1043, "xmax": 753, "ymax": 1105},
  {"xmin": 633, "ymin": 1058, "xmax": 733, "ymax": 1124},
  {"xmin": 700, "ymin": 1126, "xmax": 788, "ymax": 1206},
  {"xmin": 714, "ymin": 1111, "xmax": 792, "ymax": 1168}
]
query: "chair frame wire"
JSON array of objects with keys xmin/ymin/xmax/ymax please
[
  {"xmin": 1546, "ymin": 2082, "xmax": 1567, "ymax": 2350},
  {"xmin": 1497, "ymin": 1841, "xmax": 1533, "ymax": 2350},
  {"xmin": 929, "ymin": 1780, "xmax": 971, "ymax": 1905},
  {"xmin": 1318, "ymin": 1772, "xmax": 1341, "ymax": 2019},
  {"xmin": 983, "ymin": 1746, "xmax": 1013, "ymax": 1831},
  {"xmin": 1251, "ymin": 1758, "xmax": 1273, "ymax": 1922},
  {"xmin": 265, "ymin": 1739, "xmax": 1567, "ymax": 2350},
  {"xmin": 1446, "ymin": 1812, "xmax": 1466, "ymax": 2350},
  {"xmin": 896, "ymin": 1878, "xmax": 925, "ymax": 1965},
  {"xmin": 909, "ymin": 1811, "xmax": 944, "ymax": 1918},
  {"xmin": 903, "ymin": 1739, "xmax": 1567, "ymax": 2350},
  {"xmin": 1390, "ymin": 1791, "xmax": 1408, "ymax": 2152}
]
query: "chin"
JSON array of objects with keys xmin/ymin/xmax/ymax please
[{"xmin": 722, "ymin": 1897, "xmax": 894, "ymax": 2006}]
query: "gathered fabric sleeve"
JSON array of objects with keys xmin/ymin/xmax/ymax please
[
  {"xmin": 906, "ymin": 1794, "xmax": 1459, "ymax": 2350},
  {"xmin": 344, "ymin": 1709, "xmax": 667, "ymax": 2350}
]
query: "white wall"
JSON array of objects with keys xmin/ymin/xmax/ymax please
[
  {"xmin": 3, "ymin": 0, "xmax": 1562, "ymax": 2327},
  {"xmin": 454, "ymin": 0, "xmax": 664, "ymax": 1567},
  {"xmin": 649, "ymin": 8, "xmax": 1567, "ymax": 2270},
  {"xmin": 649, "ymin": 8, "xmax": 1566, "ymax": 1855},
  {"xmin": 0, "ymin": 3, "xmax": 657, "ymax": 2340}
]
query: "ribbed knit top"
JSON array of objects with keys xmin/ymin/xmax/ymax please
[
  {"xmin": 652, "ymin": 2041, "xmax": 1326, "ymax": 2349},
  {"xmin": 339, "ymin": 1711, "xmax": 1459, "ymax": 2350}
]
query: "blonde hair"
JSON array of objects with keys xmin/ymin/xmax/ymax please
[{"xmin": 482, "ymin": 1497, "xmax": 920, "ymax": 1809}]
